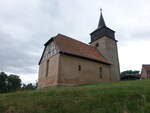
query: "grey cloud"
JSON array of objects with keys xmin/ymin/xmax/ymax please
[
  {"xmin": 131, "ymin": 28, "xmax": 150, "ymax": 40},
  {"xmin": 0, "ymin": 29, "xmax": 40, "ymax": 74}
]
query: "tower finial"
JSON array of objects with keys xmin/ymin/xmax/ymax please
[{"xmin": 100, "ymin": 8, "xmax": 102, "ymax": 13}]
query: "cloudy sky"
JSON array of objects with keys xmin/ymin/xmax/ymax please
[{"xmin": 0, "ymin": 0, "xmax": 150, "ymax": 83}]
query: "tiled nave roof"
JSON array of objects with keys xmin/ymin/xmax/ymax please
[{"xmin": 39, "ymin": 34, "xmax": 111, "ymax": 65}]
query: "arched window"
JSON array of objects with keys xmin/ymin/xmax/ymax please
[
  {"xmin": 99, "ymin": 67, "xmax": 102, "ymax": 78},
  {"xmin": 46, "ymin": 60, "xmax": 49, "ymax": 77}
]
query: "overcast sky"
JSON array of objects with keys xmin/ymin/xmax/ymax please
[{"xmin": 0, "ymin": 0, "xmax": 150, "ymax": 83}]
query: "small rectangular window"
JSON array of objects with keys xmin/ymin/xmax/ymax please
[
  {"xmin": 78, "ymin": 65, "xmax": 81, "ymax": 71},
  {"xmin": 99, "ymin": 67, "xmax": 102, "ymax": 78},
  {"xmin": 46, "ymin": 60, "xmax": 49, "ymax": 77}
]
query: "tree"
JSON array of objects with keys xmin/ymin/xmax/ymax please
[
  {"xmin": 0, "ymin": 72, "xmax": 22, "ymax": 93},
  {"xmin": 22, "ymin": 83, "xmax": 37, "ymax": 90},
  {"xmin": 0, "ymin": 72, "xmax": 7, "ymax": 93},
  {"xmin": 7, "ymin": 74, "xmax": 21, "ymax": 92},
  {"xmin": 0, "ymin": 71, "xmax": 37, "ymax": 93},
  {"xmin": 121, "ymin": 70, "xmax": 140, "ymax": 77}
]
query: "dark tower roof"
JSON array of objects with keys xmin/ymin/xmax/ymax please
[
  {"xmin": 98, "ymin": 10, "xmax": 106, "ymax": 28},
  {"xmin": 90, "ymin": 9, "xmax": 116, "ymax": 43}
]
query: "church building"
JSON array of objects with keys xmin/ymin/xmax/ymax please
[{"xmin": 38, "ymin": 10, "xmax": 120, "ymax": 89}]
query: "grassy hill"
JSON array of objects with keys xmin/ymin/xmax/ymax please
[{"xmin": 0, "ymin": 80, "xmax": 150, "ymax": 113}]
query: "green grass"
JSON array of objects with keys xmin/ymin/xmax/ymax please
[{"xmin": 0, "ymin": 80, "xmax": 150, "ymax": 113}]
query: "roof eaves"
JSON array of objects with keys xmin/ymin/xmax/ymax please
[
  {"xmin": 38, "ymin": 46, "xmax": 46, "ymax": 65},
  {"xmin": 89, "ymin": 35, "xmax": 118, "ymax": 44},
  {"xmin": 44, "ymin": 36, "xmax": 55, "ymax": 46},
  {"xmin": 90, "ymin": 26, "xmax": 115, "ymax": 35},
  {"xmin": 59, "ymin": 51, "xmax": 111, "ymax": 65}
]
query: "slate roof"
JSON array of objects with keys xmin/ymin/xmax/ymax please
[
  {"xmin": 98, "ymin": 12, "xmax": 106, "ymax": 28},
  {"xmin": 39, "ymin": 34, "xmax": 111, "ymax": 65},
  {"xmin": 90, "ymin": 11, "xmax": 116, "ymax": 43}
]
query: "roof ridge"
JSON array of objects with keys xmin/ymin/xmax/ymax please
[{"xmin": 57, "ymin": 34, "xmax": 90, "ymax": 46}]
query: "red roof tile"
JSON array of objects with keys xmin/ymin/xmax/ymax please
[{"xmin": 52, "ymin": 34, "xmax": 111, "ymax": 65}]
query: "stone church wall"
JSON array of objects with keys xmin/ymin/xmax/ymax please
[{"xmin": 57, "ymin": 54, "xmax": 111, "ymax": 85}]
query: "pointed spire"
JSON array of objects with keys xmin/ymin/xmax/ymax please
[{"xmin": 98, "ymin": 9, "xmax": 106, "ymax": 28}]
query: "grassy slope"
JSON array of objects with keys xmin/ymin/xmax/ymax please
[{"xmin": 0, "ymin": 80, "xmax": 150, "ymax": 113}]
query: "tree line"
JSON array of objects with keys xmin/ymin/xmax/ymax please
[
  {"xmin": 0, "ymin": 72, "xmax": 37, "ymax": 93},
  {"xmin": 120, "ymin": 70, "xmax": 140, "ymax": 77}
]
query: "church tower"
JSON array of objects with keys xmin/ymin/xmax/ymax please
[{"xmin": 90, "ymin": 9, "xmax": 120, "ymax": 81}]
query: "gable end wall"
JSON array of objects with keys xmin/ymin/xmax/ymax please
[{"xmin": 38, "ymin": 54, "xmax": 60, "ymax": 89}]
